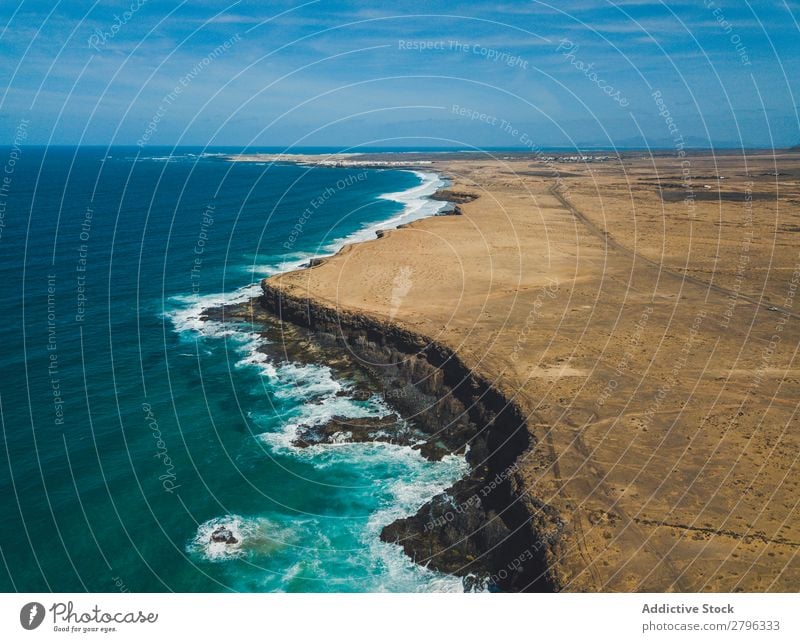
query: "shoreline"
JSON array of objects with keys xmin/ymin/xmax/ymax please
[
  {"xmin": 249, "ymin": 150, "xmax": 800, "ymax": 592},
  {"xmin": 275, "ymin": 169, "xmax": 453, "ymax": 271},
  {"xmin": 256, "ymin": 281, "xmax": 555, "ymax": 591},
  {"xmin": 173, "ymin": 167, "xmax": 450, "ymax": 333},
  {"xmin": 197, "ymin": 164, "xmax": 509, "ymax": 590},
  {"xmin": 239, "ymin": 158, "xmax": 555, "ymax": 591}
]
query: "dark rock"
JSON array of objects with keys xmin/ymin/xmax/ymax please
[
  {"xmin": 260, "ymin": 282, "xmax": 559, "ymax": 592},
  {"xmin": 292, "ymin": 414, "xmax": 411, "ymax": 448},
  {"xmin": 429, "ymin": 189, "xmax": 478, "ymax": 204},
  {"xmin": 435, "ymin": 203, "xmax": 462, "ymax": 216},
  {"xmin": 335, "ymin": 380, "xmax": 374, "ymax": 401},
  {"xmin": 210, "ymin": 526, "xmax": 238, "ymax": 545}
]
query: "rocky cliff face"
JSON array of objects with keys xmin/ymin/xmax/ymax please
[{"xmin": 260, "ymin": 280, "xmax": 557, "ymax": 592}]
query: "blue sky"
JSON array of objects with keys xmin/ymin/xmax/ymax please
[{"xmin": 1, "ymin": 0, "xmax": 798, "ymax": 147}]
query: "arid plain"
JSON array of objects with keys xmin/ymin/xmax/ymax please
[{"xmin": 262, "ymin": 150, "xmax": 800, "ymax": 591}]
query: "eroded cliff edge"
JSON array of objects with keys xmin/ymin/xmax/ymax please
[{"xmin": 260, "ymin": 281, "xmax": 559, "ymax": 592}]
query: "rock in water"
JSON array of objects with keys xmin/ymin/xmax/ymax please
[
  {"xmin": 210, "ymin": 526, "xmax": 238, "ymax": 545},
  {"xmin": 292, "ymin": 414, "xmax": 405, "ymax": 448}
]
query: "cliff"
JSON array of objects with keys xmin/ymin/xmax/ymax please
[
  {"xmin": 252, "ymin": 154, "xmax": 800, "ymax": 592},
  {"xmin": 260, "ymin": 281, "xmax": 557, "ymax": 591}
]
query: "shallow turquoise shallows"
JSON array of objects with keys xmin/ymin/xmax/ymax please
[{"xmin": 0, "ymin": 146, "xmax": 466, "ymax": 592}]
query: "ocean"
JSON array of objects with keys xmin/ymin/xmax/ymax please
[{"xmin": 0, "ymin": 146, "xmax": 467, "ymax": 592}]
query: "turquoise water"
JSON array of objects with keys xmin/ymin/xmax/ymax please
[{"xmin": 0, "ymin": 147, "xmax": 466, "ymax": 592}]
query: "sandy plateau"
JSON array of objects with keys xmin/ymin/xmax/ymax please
[{"xmin": 261, "ymin": 151, "xmax": 800, "ymax": 591}]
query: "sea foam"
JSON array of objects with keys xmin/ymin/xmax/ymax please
[{"xmin": 171, "ymin": 168, "xmax": 465, "ymax": 591}]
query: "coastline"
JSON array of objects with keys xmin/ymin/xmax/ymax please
[
  {"xmin": 172, "ymin": 168, "xmax": 448, "ymax": 333},
  {"xmin": 252, "ymin": 150, "xmax": 800, "ymax": 592},
  {"xmin": 256, "ymin": 282, "xmax": 554, "ymax": 591},
  {"xmin": 235, "ymin": 160, "xmax": 554, "ymax": 591},
  {"xmin": 194, "ymin": 164, "xmax": 498, "ymax": 590}
]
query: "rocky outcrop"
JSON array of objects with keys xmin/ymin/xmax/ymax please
[
  {"xmin": 260, "ymin": 281, "xmax": 556, "ymax": 592},
  {"xmin": 293, "ymin": 414, "xmax": 413, "ymax": 449},
  {"xmin": 210, "ymin": 526, "xmax": 238, "ymax": 545},
  {"xmin": 430, "ymin": 189, "xmax": 479, "ymax": 204},
  {"xmin": 429, "ymin": 189, "xmax": 478, "ymax": 215}
]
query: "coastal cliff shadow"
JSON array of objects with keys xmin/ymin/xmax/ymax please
[{"xmin": 258, "ymin": 285, "xmax": 557, "ymax": 593}]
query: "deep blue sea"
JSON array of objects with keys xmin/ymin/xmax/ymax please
[{"xmin": 0, "ymin": 146, "xmax": 466, "ymax": 592}]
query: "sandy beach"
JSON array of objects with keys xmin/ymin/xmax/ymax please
[{"xmin": 258, "ymin": 150, "xmax": 800, "ymax": 591}]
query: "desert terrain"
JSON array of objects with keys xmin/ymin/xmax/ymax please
[{"xmin": 263, "ymin": 150, "xmax": 800, "ymax": 591}]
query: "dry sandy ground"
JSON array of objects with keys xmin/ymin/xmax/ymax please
[{"xmin": 267, "ymin": 151, "xmax": 800, "ymax": 592}]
